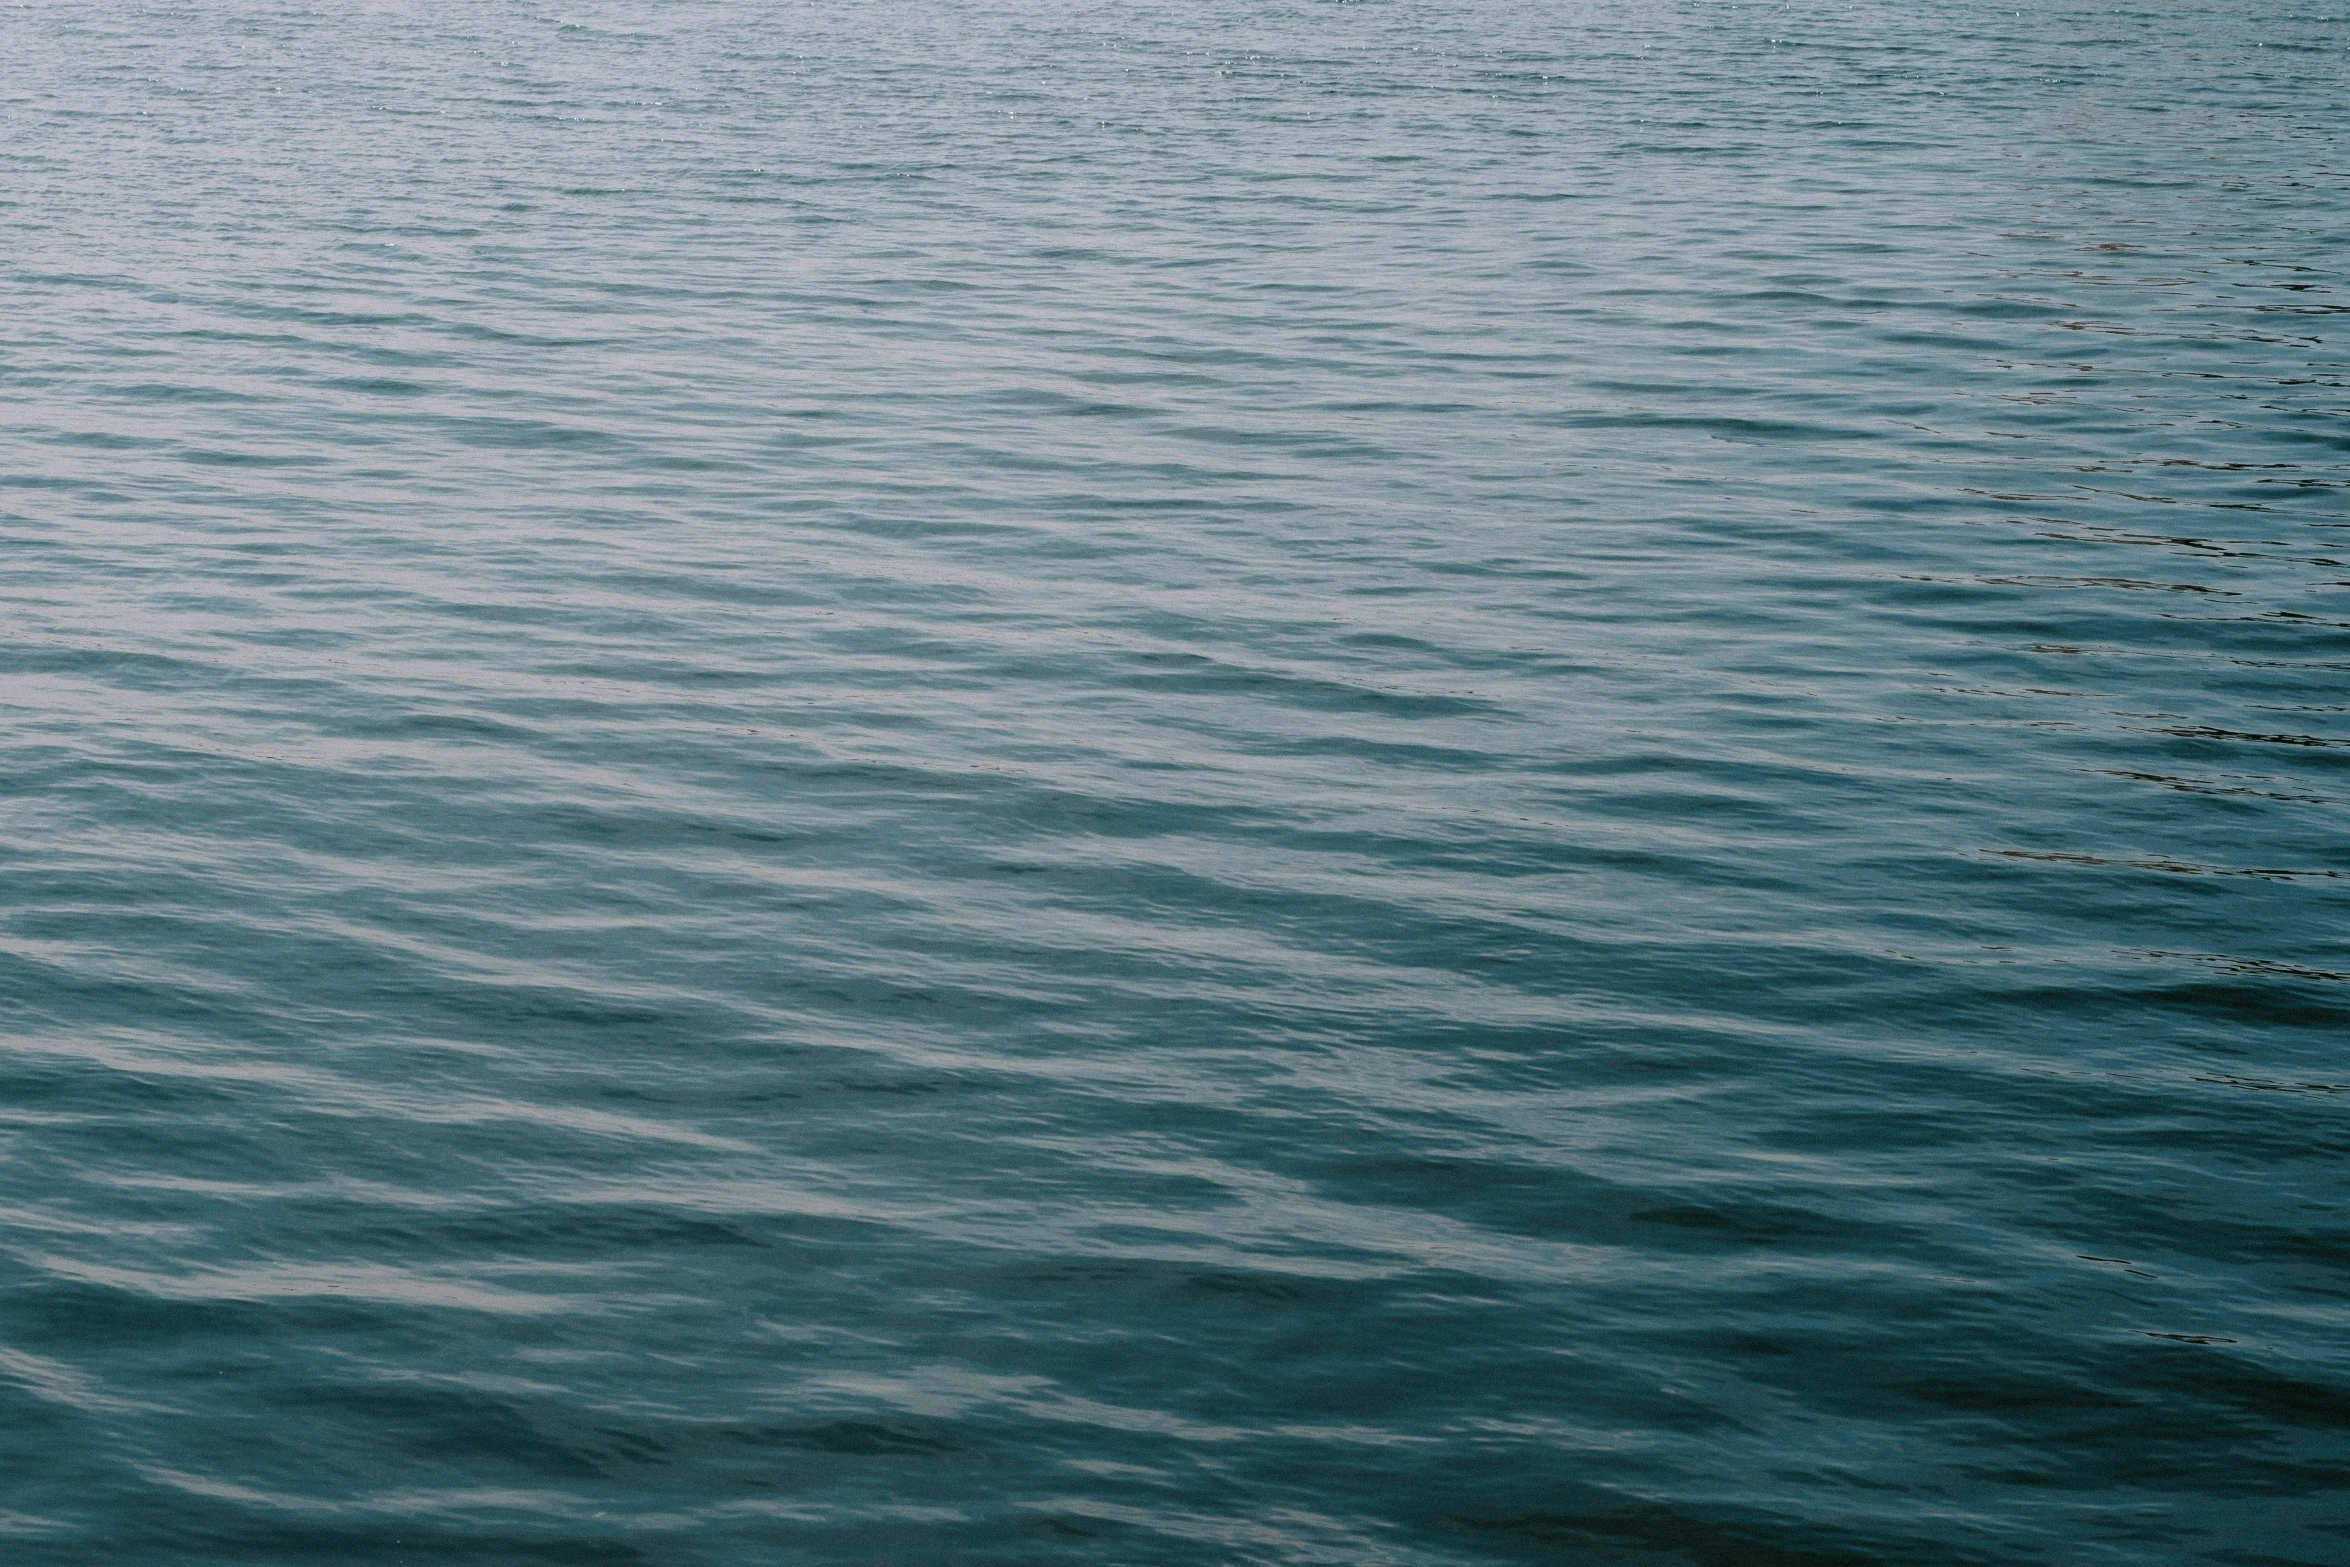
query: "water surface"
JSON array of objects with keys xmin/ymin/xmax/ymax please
[{"xmin": 2, "ymin": 1, "xmax": 2346, "ymax": 1562}]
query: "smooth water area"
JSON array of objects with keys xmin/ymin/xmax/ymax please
[{"xmin": 2, "ymin": 2, "xmax": 2346, "ymax": 1562}]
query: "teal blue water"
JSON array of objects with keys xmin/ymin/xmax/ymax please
[{"xmin": 3, "ymin": 2, "xmax": 2346, "ymax": 1562}]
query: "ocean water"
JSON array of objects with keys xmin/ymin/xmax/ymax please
[{"xmin": 2, "ymin": 1, "xmax": 2346, "ymax": 1561}]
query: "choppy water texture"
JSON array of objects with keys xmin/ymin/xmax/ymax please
[{"xmin": 2, "ymin": 1, "xmax": 2346, "ymax": 1562}]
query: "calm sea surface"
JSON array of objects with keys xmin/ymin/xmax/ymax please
[{"xmin": 2, "ymin": 2, "xmax": 2346, "ymax": 1562}]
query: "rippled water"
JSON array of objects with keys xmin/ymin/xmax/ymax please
[{"xmin": 2, "ymin": 1, "xmax": 2346, "ymax": 1561}]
